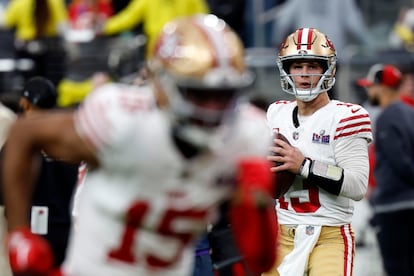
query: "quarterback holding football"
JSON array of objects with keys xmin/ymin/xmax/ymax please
[{"xmin": 264, "ymin": 28, "xmax": 373, "ymax": 276}]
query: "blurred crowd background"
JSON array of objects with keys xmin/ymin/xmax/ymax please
[{"xmin": 0, "ymin": 0, "xmax": 413, "ymax": 111}]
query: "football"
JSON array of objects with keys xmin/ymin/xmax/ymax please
[{"xmin": 272, "ymin": 132, "xmax": 297, "ymax": 199}]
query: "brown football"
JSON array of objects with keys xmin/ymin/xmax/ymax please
[{"xmin": 272, "ymin": 132, "xmax": 297, "ymax": 199}]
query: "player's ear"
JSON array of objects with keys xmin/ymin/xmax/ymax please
[{"xmin": 19, "ymin": 97, "xmax": 32, "ymax": 113}]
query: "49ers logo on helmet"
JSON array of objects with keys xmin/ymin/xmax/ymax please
[{"xmin": 324, "ymin": 35, "xmax": 336, "ymax": 51}]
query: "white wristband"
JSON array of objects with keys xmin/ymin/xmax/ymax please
[{"xmin": 299, "ymin": 158, "xmax": 311, "ymax": 179}]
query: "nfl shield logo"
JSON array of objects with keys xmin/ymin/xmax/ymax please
[
  {"xmin": 306, "ymin": 225, "xmax": 314, "ymax": 235},
  {"xmin": 292, "ymin": 131, "xmax": 299, "ymax": 140}
]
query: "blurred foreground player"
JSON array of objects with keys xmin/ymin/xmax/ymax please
[
  {"xmin": 2, "ymin": 14, "xmax": 277, "ymax": 276},
  {"xmin": 263, "ymin": 28, "xmax": 373, "ymax": 276}
]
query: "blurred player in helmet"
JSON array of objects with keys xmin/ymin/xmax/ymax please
[
  {"xmin": 2, "ymin": 14, "xmax": 278, "ymax": 276},
  {"xmin": 262, "ymin": 28, "xmax": 373, "ymax": 276}
]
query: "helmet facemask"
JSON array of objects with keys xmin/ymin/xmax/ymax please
[
  {"xmin": 155, "ymin": 71, "xmax": 244, "ymax": 149},
  {"xmin": 277, "ymin": 56, "xmax": 336, "ymax": 102}
]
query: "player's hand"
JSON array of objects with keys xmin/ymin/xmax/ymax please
[
  {"xmin": 6, "ymin": 227, "xmax": 54, "ymax": 275},
  {"xmin": 268, "ymin": 137, "xmax": 304, "ymax": 174}
]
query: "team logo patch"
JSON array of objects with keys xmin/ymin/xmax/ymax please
[
  {"xmin": 292, "ymin": 131, "xmax": 299, "ymax": 140},
  {"xmin": 306, "ymin": 225, "xmax": 314, "ymax": 235},
  {"xmin": 312, "ymin": 130, "xmax": 330, "ymax": 144}
]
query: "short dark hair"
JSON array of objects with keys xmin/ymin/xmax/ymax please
[{"xmin": 21, "ymin": 77, "xmax": 57, "ymax": 109}]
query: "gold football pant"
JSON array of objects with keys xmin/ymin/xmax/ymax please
[{"xmin": 262, "ymin": 224, "xmax": 354, "ymax": 276}]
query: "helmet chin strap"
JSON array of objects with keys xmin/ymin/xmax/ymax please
[
  {"xmin": 294, "ymin": 89, "xmax": 319, "ymax": 102},
  {"xmin": 171, "ymin": 123, "xmax": 208, "ymax": 159},
  {"xmin": 172, "ymin": 121, "xmax": 228, "ymax": 156},
  {"xmin": 174, "ymin": 123, "xmax": 214, "ymax": 148},
  {"xmin": 291, "ymin": 73, "xmax": 334, "ymax": 102},
  {"xmin": 171, "ymin": 105, "xmax": 236, "ymax": 154}
]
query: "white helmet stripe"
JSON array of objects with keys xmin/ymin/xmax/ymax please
[
  {"xmin": 297, "ymin": 28, "xmax": 313, "ymax": 50},
  {"xmin": 194, "ymin": 15, "xmax": 229, "ymax": 69}
]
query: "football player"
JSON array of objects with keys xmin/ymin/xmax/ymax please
[
  {"xmin": 2, "ymin": 14, "xmax": 277, "ymax": 276},
  {"xmin": 262, "ymin": 28, "xmax": 373, "ymax": 276}
]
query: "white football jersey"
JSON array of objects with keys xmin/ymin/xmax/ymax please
[
  {"xmin": 62, "ymin": 83, "xmax": 271, "ymax": 276},
  {"xmin": 0, "ymin": 103, "xmax": 16, "ymax": 149},
  {"xmin": 267, "ymin": 100, "xmax": 372, "ymax": 226}
]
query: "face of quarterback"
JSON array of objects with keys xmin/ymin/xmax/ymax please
[{"xmin": 289, "ymin": 60, "xmax": 324, "ymax": 90}]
